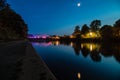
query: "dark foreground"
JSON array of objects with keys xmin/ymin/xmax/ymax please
[{"xmin": 0, "ymin": 41, "xmax": 57, "ymax": 80}]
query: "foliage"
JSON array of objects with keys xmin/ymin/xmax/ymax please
[
  {"xmin": 100, "ymin": 25, "xmax": 113, "ymax": 39},
  {"xmin": 72, "ymin": 25, "xmax": 81, "ymax": 36},
  {"xmin": 0, "ymin": 4, "xmax": 28, "ymax": 40},
  {"xmin": 81, "ymin": 24, "xmax": 89, "ymax": 34},
  {"xmin": 90, "ymin": 20, "xmax": 101, "ymax": 31},
  {"xmin": 114, "ymin": 19, "xmax": 120, "ymax": 27},
  {"xmin": 0, "ymin": 0, "xmax": 6, "ymax": 10},
  {"xmin": 71, "ymin": 19, "xmax": 120, "ymax": 40},
  {"xmin": 112, "ymin": 19, "xmax": 120, "ymax": 39}
]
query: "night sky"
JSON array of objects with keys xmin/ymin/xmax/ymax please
[{"xmin": 7, "ymin": 0, "xmax": 120, "ymax": 35}]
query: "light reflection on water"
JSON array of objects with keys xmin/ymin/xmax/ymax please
[
  {"xmin": 77, "ymin": 72, "xmax": 81, "ymax": 80},
  {"xmin": 32, "ymin": 41, "xmax": 120, "ymax": 80}
]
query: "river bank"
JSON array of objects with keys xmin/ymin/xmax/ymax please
[{"xmin": 0, "ymin": 41, "xmax": 57, "ymax": 80}]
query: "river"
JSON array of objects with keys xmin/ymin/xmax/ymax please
[{"xmin": 32, "ymin": 41, "xmax": 120, "ymax": 80}]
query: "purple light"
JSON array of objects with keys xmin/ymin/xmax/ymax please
[
  {"xmin": 32, "ymin": 42, "xmax": 52, "ymax": 47},
  {"xmin": 28, "ymin": 34, "xmax": 50, "ymax": 39},
  {"xmin": 42, "ymin": 36, "xmax": 47, "ymax": 39}
]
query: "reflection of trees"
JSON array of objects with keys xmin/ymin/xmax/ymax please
[
  {"xmin": 90, "ymin": 50, "xmax": 101, "ymax": 62},
  {"xmin": 81, "ymin": 47, "xmax": 89, "ymax": 57},
  {"xmin": 113, "ymin": 44, "xmax": 120, "ymax": 62},
  {"xmin": 81, "ymin": 43, "xmax": 101, "ymax": 62},
  {"xmin": 100, "ymin": 43, "xmax": 113, "ymax": 57},
  {"xmin": 72, "ymin": 42, "xmax": 81, "ymax": 55},
  {"xmin": 101, "ymin": 43, "xmax": 120, "ymax": 63},
  {"xmin": 51, "ymin": 41, "xmax": 120, "ymax": 63},
  {"xmin": 81, "ymin": 43, "xmax": 120, "ymax": 63}
]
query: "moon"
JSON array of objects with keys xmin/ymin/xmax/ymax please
[{"xmin": 77, "ymin": 2, "xmax": 81, "ymax": 7}]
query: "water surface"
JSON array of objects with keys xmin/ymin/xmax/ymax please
[{"xmin": 32, "ymin": 41, "xmax": 120, "ymax": 80}]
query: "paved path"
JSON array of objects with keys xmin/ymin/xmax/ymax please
[{"xmin": 0, "ymin": 41, "xmax": 57, "ymax": 80}]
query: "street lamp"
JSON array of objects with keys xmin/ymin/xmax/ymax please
[{"xmin": 89, "ymin": 31, "xmax": 93, "ymax": 37}]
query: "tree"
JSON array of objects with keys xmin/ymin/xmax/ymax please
[
  {"xmin": 81, "ymin": 24, "xmax": 89, "ymax": 35},
  {"xmin": 114, "ymin": 19, "xmax": 120, "ymax": 27},
  {"xmin": 72, "ymin": 25, "xmax": 81, "ymax": 37},
  {"xmin": 0, "ymin": 0, "xmax": 6, "ymax": 10},
  {"xmin": 90, "ymin": 20, "xmax": 101, "ymax": 31},
  {"xmin": 113, "ymin": 19, "xmax": 120, "ymax": 39},
  {"xmin": 0, "ymin": 4, "xmax": 28, "ymax": 40},
  {"xmin": 100, "ymin": 25, "xmax": 113, "ymax": 40}
]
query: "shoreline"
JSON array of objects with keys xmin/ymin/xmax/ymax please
[{"xmin": 0, "ymin": 41, "xmax": 57, "ymax": 80}]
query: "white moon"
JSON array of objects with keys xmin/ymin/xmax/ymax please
[{"xmin": 77, "ymin": 3, "xmax": 81, "ymax": 7}]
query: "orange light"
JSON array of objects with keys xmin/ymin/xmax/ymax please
[
  {"xmin": 55, "ymin": 36, "xmax": 60, "ymax": 39},
  {"xmin": 77, "ymin": 72, "xmax": 81, "ymax": 79},
  {"xmin": 70, "ymin": 35, "xmax": 75, "ymax": 38},
  {"xmin": 56, "ymin": 41, "xmax": 60, "ymax": 46},
  {"xmin": 89, "ymin": 32, "xmax": 93, "ymax": 36},
  {"xmin": 70, "ymin": 42, "xmax": 73, "ymax": 46}
]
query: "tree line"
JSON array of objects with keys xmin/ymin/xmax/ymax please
[
  {"xmin": 0, "ymin": 1, "xmax": 28, "ymax": 41},
  {"xmin": 72, "ymin": 19, "xmax": 120, "ymax": 41}
]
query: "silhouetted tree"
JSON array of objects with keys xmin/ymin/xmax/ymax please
[
  {"xmin": 100, "ymin": 25, "xmax": 113, "ymax": 40},
  {"xmin": 90, "ymin": 20, "xmax": 101, "ymax": 31},
  {"xmin": 72, "ymin": 25, "xmax": 81, "ymax": 38},
  {"xmin": 112, "ymin": 19, "xmax": 120, "ymax": 39},
  {"xmin": 114, "ymin": 19, "xmax": 120, "ymax": 27},
  {"xmin": 0, "ymin": 4, "xmax": 28, "ymax": 40},
  {"xmin": 81, "ymin": 24, "xmax": 89, "ymax": 35},
  {"xmin": 0, "ymin": 0, "xmax": 6, "ymax": 10}
]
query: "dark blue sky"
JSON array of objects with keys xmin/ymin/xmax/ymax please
[{"xmin": 7, "ymin": 0, "xmax": 120, "ymax": 35}]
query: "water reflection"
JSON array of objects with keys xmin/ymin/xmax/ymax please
[
  {"xmin": 32, "ymin": 41, "xmax": 120, "ymax": 80},
  {"xmin": 77, "ymin": 72, "xmax": 81, "ymax": 80},
  {"xmin": 50, "ymin": 41, "xmax": 120, "ymax": 63},
  {"xmin": 52, "ymin": 41, "xmax": 60, "ymax": 46},
  {"xmin": 32, "ymin": 42, "xmax": 52, "ymax": 46}
]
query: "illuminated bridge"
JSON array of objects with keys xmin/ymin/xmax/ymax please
[{"xmin": 27, "ymin": 34, "xmax": 50, "ymax": 39}]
